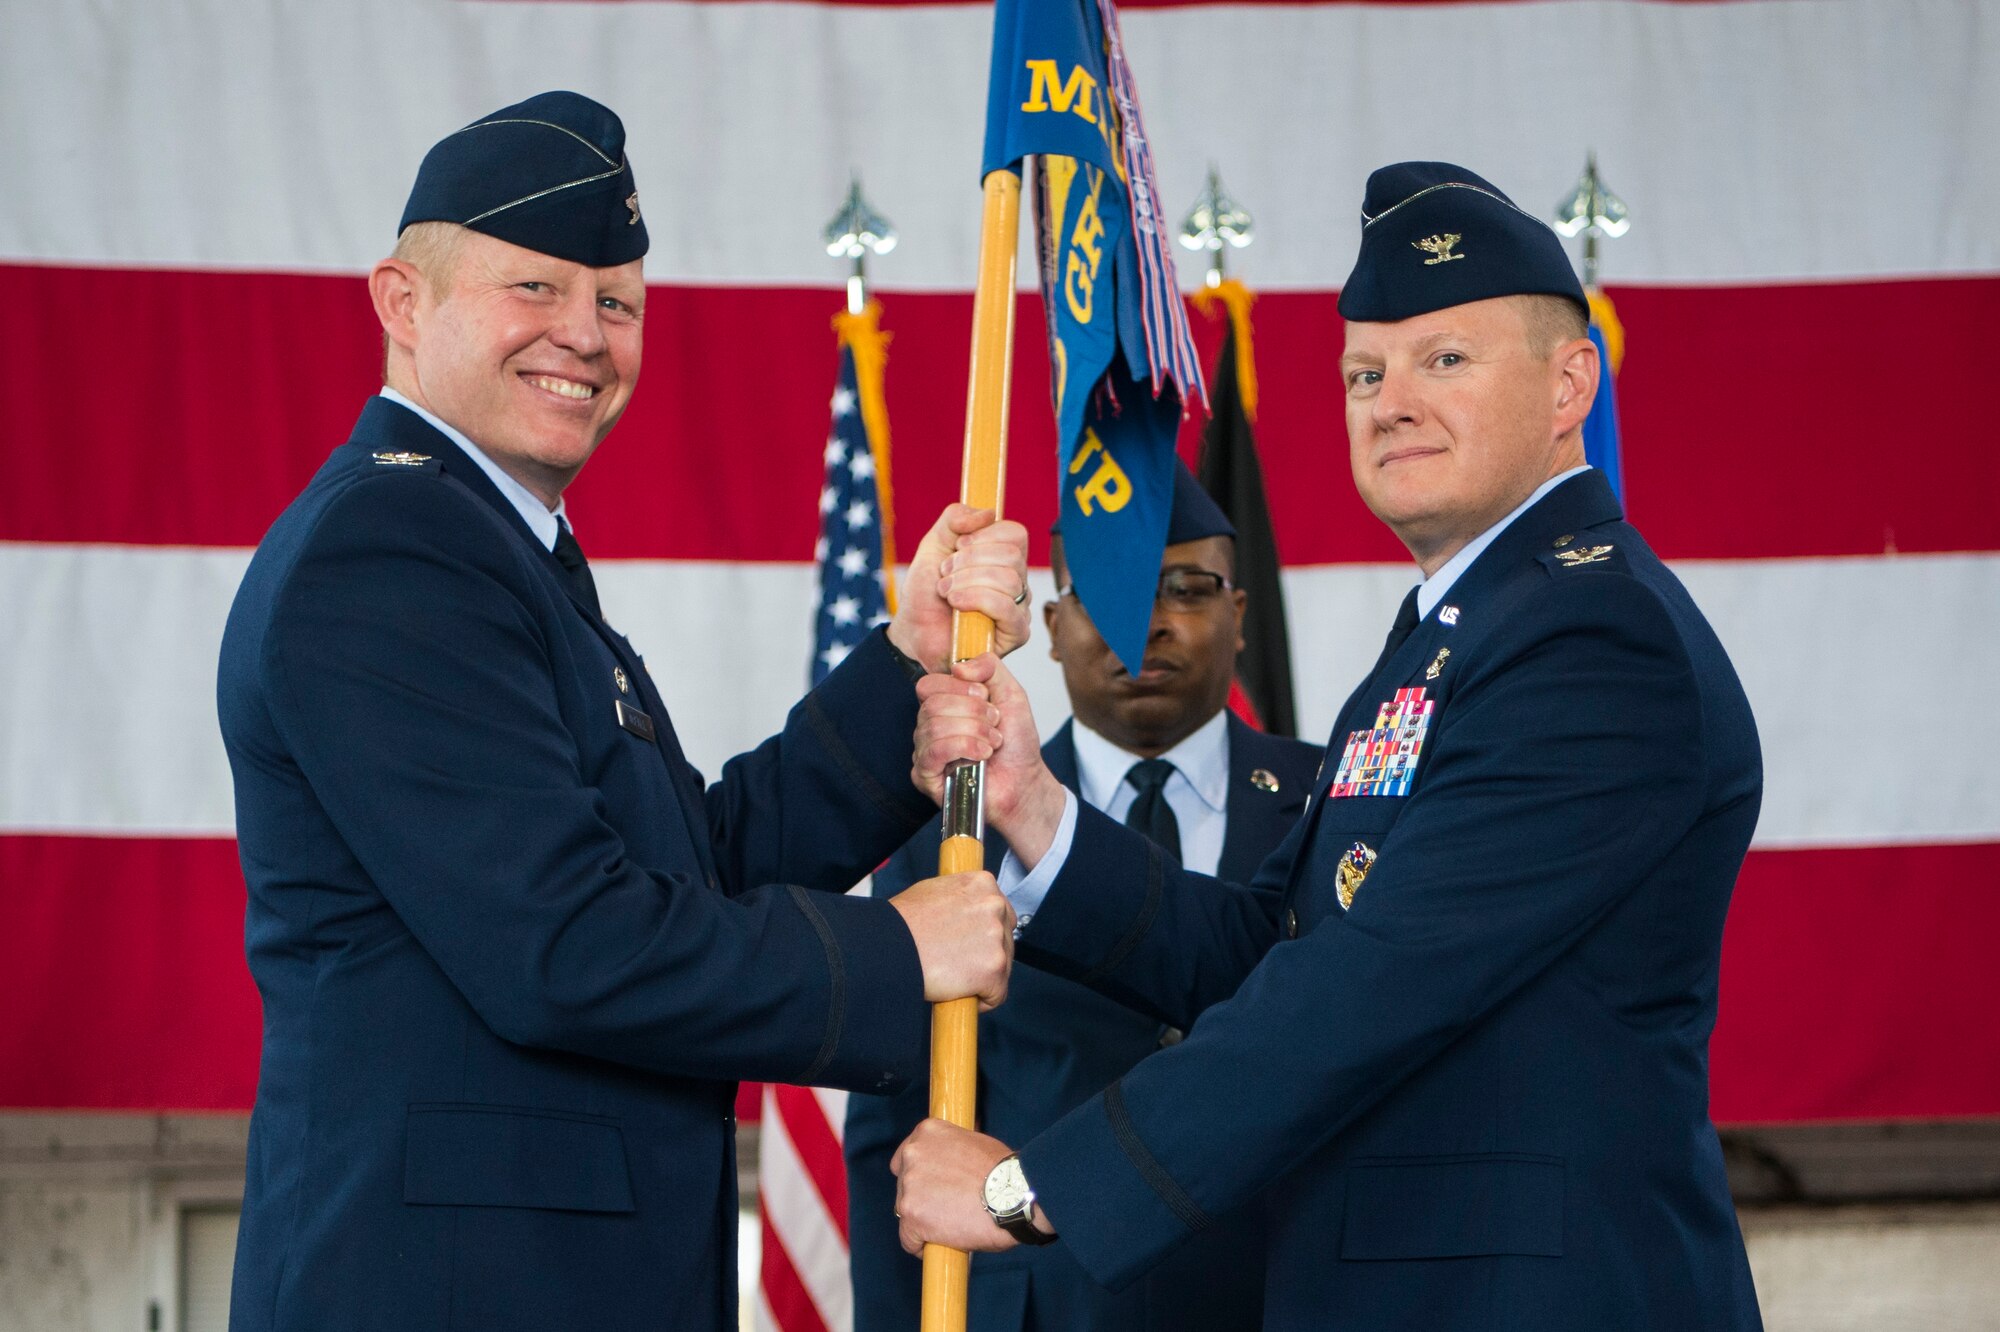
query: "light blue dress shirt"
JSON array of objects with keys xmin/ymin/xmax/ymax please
[
  {"xmin": 1003, "ymin": 709, "xmax": 1230, "ymax": 931},
  {"xmin": 1415, "ymin": 464, "xmax": 1590, "ymax": 618},
  {"xmin": 1072, "ymin": 709, "xmax": 1231, "ymax": 877},
  {"xmin": 1004, "ymin": 465, "xmax": 1594, "ymax": 921},
  {"xmin": 378, "ymin": 387, "xmax": 568, "ymax": 552}
]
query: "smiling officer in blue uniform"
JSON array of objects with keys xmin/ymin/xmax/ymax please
[
  {"xmin": 891, "ymin": 163, "xmax": 1766, "ymax": 1331},
  {"xmin": 846, "ymin": 464, "xmax": 1319, "ymax": 1332},
  {"xmin": 216, "ymin": 92, "xmax": 1026, "ymax": 1332}
]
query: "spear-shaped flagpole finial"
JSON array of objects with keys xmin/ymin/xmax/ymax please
[
  {"xmin": 1552, "ymin": 151, "xmax": 1630, "ymax": 290},
  {"xmin": 823, "ymin": 174, "xmax": 898, "ymax": 314},
  {"xmin": 1179, "ymin": 164, "xmax": 1254, "ymax": 288}
]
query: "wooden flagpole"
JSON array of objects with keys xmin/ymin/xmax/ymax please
[{"xmin": 920, "ymin": 167, "xmax": 1021, "ymax": 1332}]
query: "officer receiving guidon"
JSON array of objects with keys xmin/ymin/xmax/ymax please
[{"xmin": 891, "ymin": 161, "xmax": 1766, "ymax": 1332}]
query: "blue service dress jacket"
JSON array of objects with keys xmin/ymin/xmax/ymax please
[
  {"xmin": 216, "ymin": 397, "xmax": 936, "ymax": 1332},
  {"xmin": 845, "ymin": 717, "xmax": 1320, "ymax": 1332},
  {"xmin": 1009, "ymin": 471, "xmax": 1766, "ymax": 1331}
]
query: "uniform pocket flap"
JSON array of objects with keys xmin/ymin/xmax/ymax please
[
  {"xmin": 1312, "ymin": 788, "xmax": 1408, "ymax": 840},
  {"xmin": 404, "ymin": 1104, "xmax": 636, "ymax": 1213},
  {"xmin": 1340, "ymin": 1153, "xmax": 1564, "ymax": 1260},
  {"xmin": 966, "ymin": 1265, "xmax": 1030, "ymax": 1332}
]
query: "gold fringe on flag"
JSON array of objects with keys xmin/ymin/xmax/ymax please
[
  {"xmin": 1189, "ymin": 278, "xmax": 1259, "ymax": 423},
  {"xmin": 833, "ymin": 301, "xmax": 899, "ymax": 614},
  {"xmin": 1587, "ymin": 287, "xmax": 1626, "ymax": 378}
]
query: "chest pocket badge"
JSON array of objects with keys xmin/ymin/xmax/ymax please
[
  {"xmin": 615, "ymin": 699, "xmax": 656, "ymax": 742},
  {"xmin": 1337, "ymin": 842, "xmax": 1377, "ymax": 910}
]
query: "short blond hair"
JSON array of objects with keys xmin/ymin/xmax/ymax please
[
  {"xmin": 391, "ymin": 221, "xmax": 467, "ymax": 296},
  {"xmin": 380, "ymin": 222, "xmax": 469, "ymax": 372},
  {"xmin": 1519, "ymin": 293, "xmax": 1589, "ymax": 358}
]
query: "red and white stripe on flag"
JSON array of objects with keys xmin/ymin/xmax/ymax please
[
  {"xmin": 2, "ymin": 0, "xmax": 1998, "ymax": 1130},
  {"xmin": 756, "ymin": 1083, "xmax": 853, "ymax": 1332}
]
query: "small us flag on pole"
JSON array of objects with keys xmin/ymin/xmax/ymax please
[
  {"xmin": 758, "ymin": 302, "xmax": 897, "ymax": 1332},
  {"xmin": 810, "ymin": 305, "xmax": 897, "ymax": 684}
]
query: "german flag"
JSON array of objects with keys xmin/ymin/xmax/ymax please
[{"xmin": 1194, "ymin": 279, "xmax": 1297, "ymax": 737}]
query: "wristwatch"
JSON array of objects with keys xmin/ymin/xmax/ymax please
[{"xmin": 982, "ymin": 1154, "xmax": 1057, "ymax": 1245}]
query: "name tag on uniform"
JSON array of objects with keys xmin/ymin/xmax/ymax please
[
  {"xmin": 1329, "ymin": 687, "xmax": 1432, "ymax": 798},
  {"xmin": 615, "ymin": 699, "xmax": 656, "ymax": 742}
]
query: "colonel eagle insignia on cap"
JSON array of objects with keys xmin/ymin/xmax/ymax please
[{"xmin": 1413, "ymin": 233, "xmax": 1464, "ymax": 265}]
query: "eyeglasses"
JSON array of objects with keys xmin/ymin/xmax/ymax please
[{"xmin": 1055, "ymin": 568, "xmax": 1234, "ymax": 611}]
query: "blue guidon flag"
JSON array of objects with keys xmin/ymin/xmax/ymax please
[{"xmin": 984, "ymin": 0, "xmax": 1207, "ymax": 672}]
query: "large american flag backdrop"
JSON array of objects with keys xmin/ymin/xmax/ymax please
[{"xmin": 4, "ymin": 0, "xmax": 1996, "ymax": 1183}]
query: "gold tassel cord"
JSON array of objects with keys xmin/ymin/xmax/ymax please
[
  {"xmin": 833, "ymin": 302, "xmax": 899, "ymax": 614},
  {"xmin": 1587, "ymin": 286, "xmax": 1625, "ymax": 378},
  {"xmin": 1189, "ymin": 277, "xmax": 1258, "ymax": 423}
]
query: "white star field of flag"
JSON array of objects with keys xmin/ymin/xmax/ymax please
[{"xmin": 812, "ymin": 353, "xmax": 890, "ymax": 684}]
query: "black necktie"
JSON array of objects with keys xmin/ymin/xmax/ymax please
[
  {"xmin": 1123, "ymin": 758, "xmax": 1183, "ymax": 867},
  {"xmin": 552, "ymin": 517, "xmax": 603, "ymax": 622},
  {"xmin": 1371, "ymin": 586, "xmax": 1422, "ymax": 676}
]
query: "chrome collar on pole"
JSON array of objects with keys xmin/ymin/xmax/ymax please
[{"xmin": 941, "ymin": 759, "xmax": 985, "ymax": 842}]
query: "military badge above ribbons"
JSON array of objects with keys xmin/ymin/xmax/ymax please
[{"xmin": 983, "ymin": 0, "xmax": 1207, "ymax": 672}]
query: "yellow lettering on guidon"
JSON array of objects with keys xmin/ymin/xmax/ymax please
[
  {"xmin": 1021, "ymin": 60, "xmax": 1100, "ymax": 125},
  {"xmin": 1063, "ymin": 169, "xmax": 1108, "ymax": 324},
  {"xmin": 1068, "ymin": 430, "xmax": 1131, "ymax": 516}
]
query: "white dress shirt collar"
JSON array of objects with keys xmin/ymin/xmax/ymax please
[
  {"xmin": 378, "ymin": 387, "xmax": 568, "ymax": 552},
  {"xmin": 1071, "ymin": 707, "xmax": 1231, "ymax": 817},
  {"xmin": 1415, "ymin": 464, "xmax": 1592, "ymax": 618}
]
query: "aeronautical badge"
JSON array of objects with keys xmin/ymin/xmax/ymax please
[
  {"xmin": 371, "ymin": 451, "xmax": 431, "ymax": 466},
  {"xmin": 1554, "ymin": 544, "xmax": 1614, "ymax": 567},
  {"xmin": 1425, "ymin": 647, "xmax": 1450, "ymax": 681},
  {"xmin": 1337, "ymin": 842, "xmax": 1377, "ymax": 910}
]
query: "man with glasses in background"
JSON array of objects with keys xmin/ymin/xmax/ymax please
[{"xmin": 845, "ymin": 463, "xmax": 1319, "ymax": 1332}]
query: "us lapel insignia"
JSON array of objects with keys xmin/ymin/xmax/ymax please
[
  {"xmin": 614, "ymin": 667, "xmax": 630, "ymax": 695},
  {"xmin": 1337, "ymin": 842, "xmax": 1377, "ymax": 910},
  {"xmin": 1555, "ymin": 544, "xmax": 1614, "ymax": 567},
  {"xmin": 1438, "ymin": 604, "xmax": 1460, "ymax": 627},
  {"xmin": 1250, "ymin": 768, "xmax": 1280, "ymax": 794},
  {"xmin": 371, "ymin": 451, "xmax": 430, "ymax": 466},
  {"xmin": 1426, "ymin": 647, "xmax": 1451, "ymax": 680},
  {"xmin": 1413, "ymin": 233, "xmax": 1465, "ymax": 265}
]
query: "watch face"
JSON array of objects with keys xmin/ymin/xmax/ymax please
[{"xmin": 984, "ymin": 1158, "xmax": 1030, "ymax": 1215}]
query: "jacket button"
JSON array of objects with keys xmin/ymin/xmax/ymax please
[{"xmin": 1284, "ymin": 909, "xmax": 1299, "ymax": 939}]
